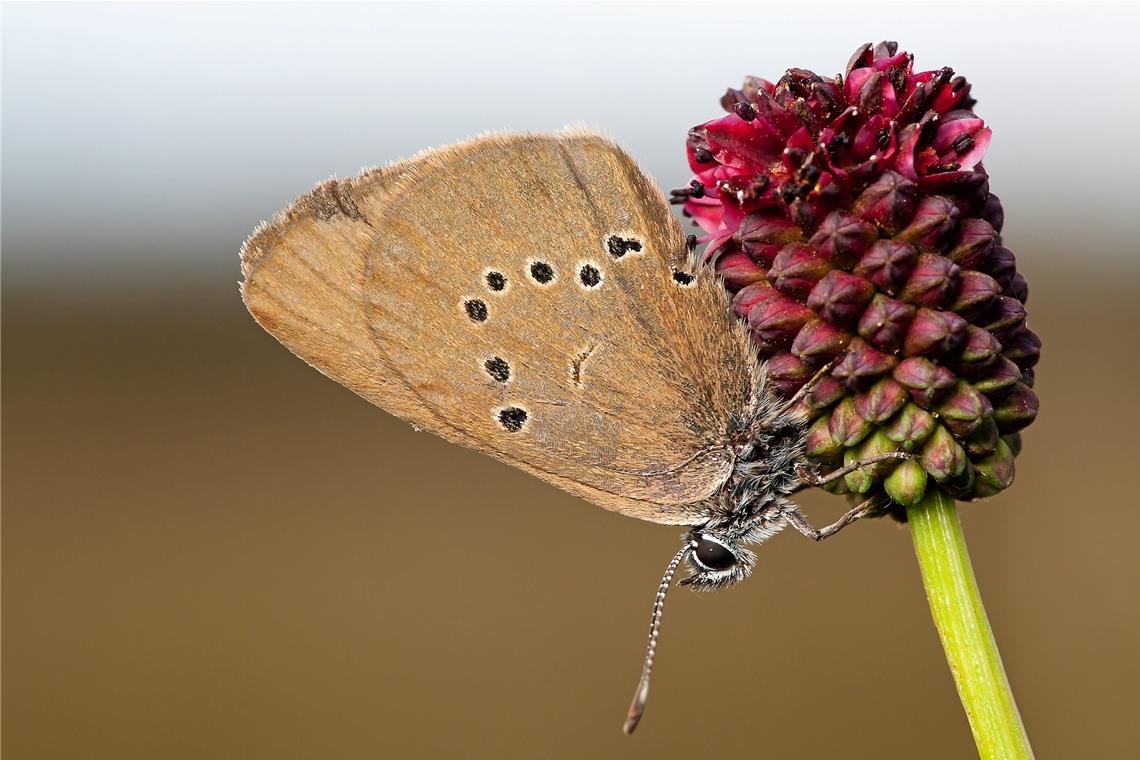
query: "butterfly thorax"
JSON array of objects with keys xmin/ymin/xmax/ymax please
[{"xmin": 680, "ymin": 383, "xmax": 812, "ymax": 591}]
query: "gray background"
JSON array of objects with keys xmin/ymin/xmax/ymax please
[
  {"xmin": 5, "ymin": 2, "xmax": 1139, "ymax": 282},
  {"xmin": 5, "ymin": 3, "xmax": 1140, "ymax": 760}
]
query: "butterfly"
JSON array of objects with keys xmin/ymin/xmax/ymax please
[{"xmin": 239, "ymin": 129, "xmax": 909, "ymax": 733}]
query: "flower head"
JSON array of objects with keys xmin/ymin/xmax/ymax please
[{"xmin": 679, "ymin": 42, "xmax": 1039, "ymax": 507}]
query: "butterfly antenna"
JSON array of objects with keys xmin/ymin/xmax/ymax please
[{"xmin": 623, "ymin": 541, "xmax": 694, "ymax": 735}]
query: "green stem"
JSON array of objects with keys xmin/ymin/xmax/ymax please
[{"xmin": 906, "ymin": 489, "xmax": 1035, "ymax": 760}]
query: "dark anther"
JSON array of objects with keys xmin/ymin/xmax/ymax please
[
  {"xmin": 686, "ymin": 234, "xmax": 698, "ymax": 254},
  {"xmin": 779, "ymin": 183, "xmax": 798, "ymax": 205},
  {"xmin": 733, "ymin": 101, "xmax": 757, "ymax": 121},
  {"xmin": 672, "ymin": 269, "xmax": 695, "ymax": 286},
  {"xmin": 918, "ymin": 117, "xmax": 940, "ymax": 148},
  {"xmin": 669, "ymin": 188, "xmax": 690, "ymax": 205},
  {"xmin": 887, "ymin": 65, "xmax": 906, "ymax": 93},
  {"xmin": 927, "ymin": 161, "xmax": 962, "ymax": 175},
  {"xmin": 464, "ymin": 299, "xmax": 488, "ymax": 322},
  {"xmin": 529, "ymin": 261, "xmax": 555, "ymax": 284},
  {"xmin": 827, "ymin": 133, "xmax": 850, "ymax": 155},
  {"xmin": 801, "ymin": 164, "xmax": 822, "ymax": 184},
  {"xmin": 498, "ymin": 407, "xmax": 528, "ymax": 432},
  {"xmin": 693, "ymin": 147, "xmax": 715, "ymax": 164},
  {"xmin": 485, "ymin": 271, "xmax": 507, "ymax": 292},
  {"xmin": 779, "ymin": 68, "xmax": 822, "ymax": 99},
  {"xmin": 951, "ymin": 76, "xmax": 968, "ymax": 93},
  {"xmin": 689, "ymin": 180, "xmax": 705, "ymax": 198},
  {"xmin": 785, "ymin": 147, "xmax": 807, "ymax": 167},
  {"xmin": 741, "ymin": 175, "xmax": 770, "ymax": 202},
  {"xmin": 720, "ymin": 87, "xmax": 746, "ymax": 112},
  {"xmin": 932, "ymin": 67, "xmax": 954, "ymax": 88},
  {"xmin": 811, "ymin": 81, "xmax": 840, "ymax": 113},
  {"xmin": 485, "ymin": 357, "xmax": 510, "ymax": 383},
  {"xmin": 876, "ymin": 127, "xmax": 891, "ymax": 150},
  {"xmin": 579, "ymin": 264, "xmax": 601, "ymax": 288},
  {"xmin": 952, "ymin": 134, "xmax": 975, "ymax": 155}
]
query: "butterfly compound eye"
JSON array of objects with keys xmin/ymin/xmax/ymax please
[{"xmin": 693, "ymin": 535, "xmax": 736, "ymax": 572}]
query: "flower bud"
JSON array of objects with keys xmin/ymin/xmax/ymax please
[
  {"xmin": 810, "ymin": 211, "xmax": 878, "ymax": 267},
  {"xmin": 973, "ymin": 439, "xmax": 1016, "ymax": 497},
  {"xmin": 855, "ymin": 377, "xmax": 909, "ymax": 423},
  {"xmin": 715, "ymin": 251, "xmax": 768, "ymax": 288},
  {"xmin": 884, "ymin": 402, "xmax": 937, "ymax": 450},
  {"xmin": 937, "ymin": 381, "xmax": 993, "ymax": 438},
  {"xmin": 857, "ymin": 294, "xmax": 916, "ymax": 352},
  {"xmin": 885, "ymin": 458, "xmax": 929, "ymax": 506},
  {"xmin": 903, "ymin": 307, "xmax": 967, "ymax": 356},
  {"xmin": 921, "ymin": 424, "xmax": 968, "ymax": 482},
  {"xmin": 769, "ymin": 244, "xmax": 832, "ymax": 299},
  {"xmin": 807, "ymin": 271, "xmax": 876, "ymax": 326},
  {"xmin": 806, "ymin": 414, "xmax": 844, "ymax": 461},
  {"xmin": 992, "ymin": 382, "xmax": 1039, "ymax": 433},
  {"xmin": 829, "ymin": 396, "xmax": 873, "ymax": 447},
  {"xmin": 844, "ymin": 430, "xmax": 898, "ymax": 493},
  {"xmin": 897, "ymin": 195, "xmax": 960, "ymax": 252},
  {"xmin": 854, "ymin": 239, "xmax": 917, "ymax": 295},
  {"xmin": 899, "ymin": 254, "xmax": 961, "ymax": 308}
]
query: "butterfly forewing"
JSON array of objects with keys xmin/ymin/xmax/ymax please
[
  {"xmin": 241, "ymin": 131, "xmax": 757, "ymax": 525},
  {"xmin": 362, "ymin": 132, "xmax": 755, "ymax": 523}
]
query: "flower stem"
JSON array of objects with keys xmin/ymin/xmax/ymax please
[{"xmin": 906, "ymin": 489, "xmax": 1035, "ymax": 760}]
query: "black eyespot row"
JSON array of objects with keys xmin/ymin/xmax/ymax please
[
  {"xmin": 529, "ymin": 261, "xmax": 555, "ymax": 284},
  {"xmin": 485, "ymin": 271, "xmax": 507, "ymax": 292},
  {"xmin": 498, "ymin": 407, "xmax": 528, "ymax": 432},
  {"xmin": 464, "ymin": 299, "xmax": 488, "ymax": 322},
  {"xmin": 579, "ymin": 264, "xmax": 602, "ymax": 288},
  {"xmin": 485, "ymin": 356, "xmax": 511, "ymax": 383}
]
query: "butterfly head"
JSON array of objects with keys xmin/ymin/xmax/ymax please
[
  {"xmin": 677, "ymin": 489, "xmax": 792, "ymax": 590},
  {"xmin": 680, "ymin": 531, "xmax": 754, "ymax": 590}
]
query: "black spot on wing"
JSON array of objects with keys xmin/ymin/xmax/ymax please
[
  {"xmin": 485, "ymin": 357, "xmax": 511, "ymax": 383},
  {"xmin": 485, "ymin": 271, "xmax": 507, "ymax": 291},
  {"xmin": 498, "ymin": 407, "xmax": 528, "ymax": 432},
  {"xmin": 529, "ymin": 261, "xmax": 555, "ymax": 284},
  {"xmin": 465, "ymin": 299, "xmax": 488, "ymax": 322},
  {"xmin": 579, "ymin": 264, "xmax": 602, "ymax": 288}
]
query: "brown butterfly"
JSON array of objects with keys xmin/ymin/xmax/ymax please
[{"xmin": 239, "ymin": 129, "xmax": 910, "ymax": 733}]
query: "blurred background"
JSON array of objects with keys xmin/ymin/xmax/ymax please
[{"xmin": 4, "ymin": 3, "xmax": 1139, "ymax": 758}]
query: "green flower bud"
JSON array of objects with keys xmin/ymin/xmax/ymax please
[{"xmin": 885, "ymin": 459, "xmax": 929, "ymax": 506}]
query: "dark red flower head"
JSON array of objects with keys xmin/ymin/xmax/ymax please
[{"xmin": 679, "ymin": 42, "xmax": 1039, "ymax": 508}]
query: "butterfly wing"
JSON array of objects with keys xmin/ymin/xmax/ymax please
[{"xmin": 241, "ymin": 131, "xmax": 757, "ymax": 525}]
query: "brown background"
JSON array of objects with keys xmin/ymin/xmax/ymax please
[{"xmin": 4, "ymin": 3, "xmax": 1140, "ymax": 759}]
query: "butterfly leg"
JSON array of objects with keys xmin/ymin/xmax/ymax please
[
  {"xmin": 772, "ymin": 357, "xmax": 842, "ymax": 417},
  {"xmin": 784, "ymin": 495, "xmax": 886, "ymax": 541},
  {"xmin": 796, "ymin": 452, "xmax": 915, "ymax": 489}
]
